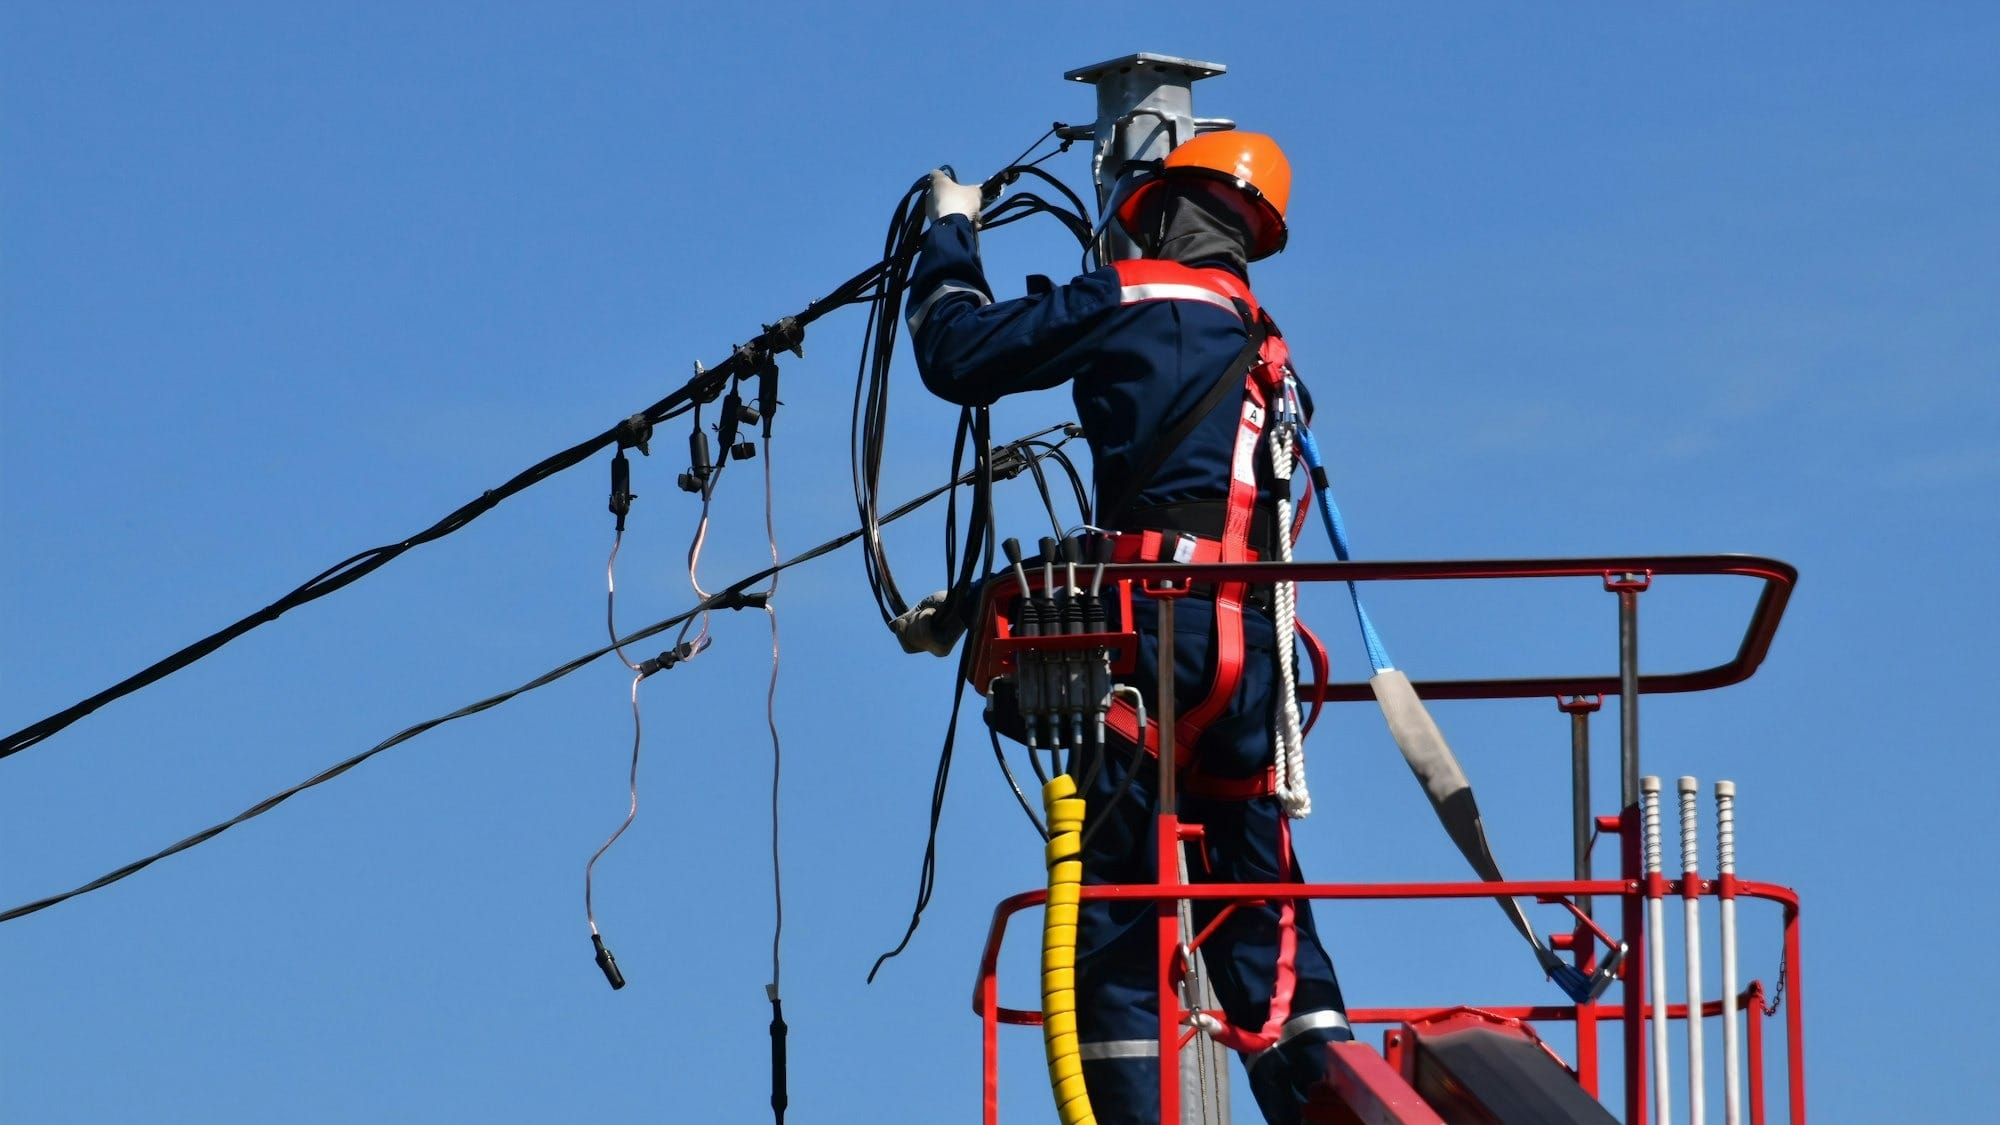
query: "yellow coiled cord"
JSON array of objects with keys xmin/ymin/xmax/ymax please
[{"xmin": 1041, "ymin": 774, "xmax": 1096, "ymax": 1125}]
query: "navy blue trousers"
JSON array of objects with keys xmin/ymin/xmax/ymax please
[{"xmin": 1072, "ymin": 598, "xmax": 1351, "ymax": 1125}]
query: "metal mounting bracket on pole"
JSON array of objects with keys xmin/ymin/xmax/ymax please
[{"xmin": 1062, "ymin": 53, "xmax": 1234, "ymax": 262}]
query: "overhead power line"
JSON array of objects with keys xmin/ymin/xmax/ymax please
[
  {"xmin": 0, "ymin": 428, "xmax": 1079, "ymax": 926},
  {"xmin": 0, "ymin": 262, "xmax": 890, "ymax": 762}
]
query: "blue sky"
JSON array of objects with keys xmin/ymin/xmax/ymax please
[{"xmin": 3, "ymin": 5, "xmax": 1994, "ymax": 1122}]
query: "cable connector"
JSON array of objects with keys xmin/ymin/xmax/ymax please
[
  {"xmin": 711, "ymin": 589, "xmax": 772, "ymax": 612},
  {"xmin": 762, "ymin": 317, "xmax": 805, "ymax": 360},
  {"xmin": 716, "ymin": 390, "xmax": 761, "ymax": 465},
  {"xmin": 678, "ymin": 408, "xmax": 714, "ymax": 493},
  {"xmin": 609, "ymin": 451, "xmax": 636, "ymax": 532},
  {"xmin": 614, "ymin": 414, "xmax": 654, "ymax": 456},
  {"xmin": 639, "ymin": 637, "xmax": 711, "ymax": 677},
  {"xmin": 592, "ymin": 933, "xmax": 627, "ymax": 990}
]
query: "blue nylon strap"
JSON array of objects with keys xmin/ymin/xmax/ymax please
[{"xmin": 1285, "ymin": 390, "xmax": 1393, "ymax": 674}]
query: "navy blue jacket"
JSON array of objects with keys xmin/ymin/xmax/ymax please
[{"xmin": 908, "ymin": 215, "xmax": 1308, "ymax": 527}]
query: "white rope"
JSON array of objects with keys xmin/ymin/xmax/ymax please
[{"xmin": 1269, "ymin": 385, "xmax": 1309, "ymax": 818}]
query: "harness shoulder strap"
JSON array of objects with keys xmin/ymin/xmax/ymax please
[{"xmin": 1099, "ymin": 261, "xmax": 1271, "ymax": 530}]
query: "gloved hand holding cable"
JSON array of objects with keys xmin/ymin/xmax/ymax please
[{"xmin": 926, "ymin": 170, "xmax": 986, "ymax": 227}]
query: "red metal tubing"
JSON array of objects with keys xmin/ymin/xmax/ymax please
[
  {"xmin": 1748, "ymin": 981, "xmax": 1768, "ymax": 1125},
  {"xmin": 1058, "ymin": 553, "xmax": 1797, "ymax": 702},
  {"xmin": 972, "ymin": 877, "xmax": 1799, "ymax": 1021}
]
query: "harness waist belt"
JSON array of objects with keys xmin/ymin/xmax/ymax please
[
  {"xmin": 1110, "ymin": 528, "xmax": 1271, "ymax": 614},
  {"xmin": 1121, "ymin": 500, "xmax": 1275, "ymax": 555}
]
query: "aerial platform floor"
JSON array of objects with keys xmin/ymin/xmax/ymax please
[{"xmin": 1303, "ymin": 1013, "xmax": 1616, "ymax": 1125}]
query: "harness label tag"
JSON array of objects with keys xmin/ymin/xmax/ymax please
[
  {"xmin": 1233, "ymin": 402, "xmax": 1265, "ymax": 486},
  {"xmin": 1172, "ymin": 535, "xmax": 1197, "ymax": 564}
]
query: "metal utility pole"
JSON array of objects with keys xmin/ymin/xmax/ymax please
[
  {"xmin": 1061, "ymin": 50, "xmax": 1236, "ymax": 1125},
  {"xmin": 1062, "ymin": 53, "xmax": 1234, "ymax": 261}
]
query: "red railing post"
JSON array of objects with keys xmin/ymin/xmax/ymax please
[
  {"xmin": 1618, "ymin": 805, "xmax": 1649, "ymax": 1125},
  {"xmin": 1784, "ymin": 905, "xmax": 1806, "ymax": 1125},
  {"xmin": 1746, "ymin": 980, "xmax": 1766, "ymax": 1125},
  {"xmin": 1156, "ymin": 812, "xmax": 1183, "ymax": 1122}
]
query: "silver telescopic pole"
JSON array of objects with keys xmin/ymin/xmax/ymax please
[
  {"xmin": 1643, "ymin": 776, "xmax": 1673, "ymax": 1125},
  {"xmin": 1680, "ymin": 776, "xmax": 1707, "ymax": 1125},
  {"xmin": 1716, "ymin": 780, "xmax": 1743, "ymax": 1125}
]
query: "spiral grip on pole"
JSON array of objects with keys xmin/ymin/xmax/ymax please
[
  {"xmin": 1641, "ymin": 776, "xmax": 1664, "ymax": 876},
  {"xmin": 1678, "ymin": 775, "xmax": 1702, "ymax": 877},
  {"xmin": 1040, "ymin": 774, "xmax": 1096, "ymax": 1125},
  {"xmin": 1715, "ymin": 780, "xmax": 1737, "ymax": 875}
]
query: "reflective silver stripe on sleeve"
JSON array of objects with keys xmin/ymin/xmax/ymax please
[
  {"xmin": 906, "ymin": 283, "xmax": 990, "ymax": 333},
  {"xmin": 1117, "ymin": 282, "xmax": 1240, "ymax": 313},
  {"xmin": 1076, "ymin": 1038, "xmax": 1160, "ymax": 1061},
  {"xmin": 1247, "ymin": 1010, "xmax": 1353, "ymax": 1069}
]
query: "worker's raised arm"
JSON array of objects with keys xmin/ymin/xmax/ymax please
[{"xmin": 906, "ymin": 182, "xmax": 1120, "ymax": 406}]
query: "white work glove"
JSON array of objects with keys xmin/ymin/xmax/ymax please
[
  {"xmin": 889, "ymin": 589, "xmax": 968, "ymax": 658},
  {"xmin": 926, "ymin": 170, "xmax": 986, "ymax": 227}
]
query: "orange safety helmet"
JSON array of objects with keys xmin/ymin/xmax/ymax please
[{"xmin": 1114, "ymin": 131, "xmax": 1292, "ymax": 260}]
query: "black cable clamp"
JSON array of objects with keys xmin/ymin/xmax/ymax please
[
  {"xmin": 638, "ymin": 638, "xmax": 707, "ymax": 678},
  {"xmin": 614, "ymin": 414, "xmax": 654, "ymax": 456},
  {"xmin": 761, "ymin": 316, "xmax": 805, "ymax": 360},
  {"xmin": 711, "ymin": 589, "xmax": 771, "ymax": 613}
]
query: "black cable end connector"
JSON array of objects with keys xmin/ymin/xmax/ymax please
[
  {"xmin": 609, "ymin": 451, "xmax": 636, "ymax": 531},
  {"xmin": 592, "ymin": 933, "xmax": 627, "ymax": 990},
  {"xmin": 767, "ymin": 990, "xmax": 789, "ymax": 1123}
]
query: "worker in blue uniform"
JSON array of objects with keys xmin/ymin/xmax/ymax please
[{"xmin": 902, "ymin": 133, "xmax": 1353, "ymax": 1125}]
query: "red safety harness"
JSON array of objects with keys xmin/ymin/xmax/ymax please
[
  {"xmin": 1098, "ymin": 260, "xmax": 1322, "ymax": 802},
  {"xmin": 1097, "ymin": 262, "xmax": 1326, "ymax": 1055}
]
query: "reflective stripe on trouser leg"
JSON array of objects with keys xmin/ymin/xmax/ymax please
[
  {"xmin": 1244, "ymin": 1009, "xmax": 1353, "ymax": 1125},
  {"xmin": 1077, "ymin": 1039, "xmax": 1159, "ymax": 1061},
  {"xmin": 1247, "ymin": 1010, "xmax": 1353, "ymax": 1070}
]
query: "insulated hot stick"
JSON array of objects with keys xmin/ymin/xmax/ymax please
[
  {"xmin": 1084, "ymin": 535, "xmax": 1113, "ymax": 751},
  {"xmin": 1001, "ymin": 539, "xmax": 1043, "ymax": 753},
  {"xmin": 1060, "ymin": 537, "xmax": 1088, "ymax": 755},
  {"xmin": 1037, "ymin": 537, "xmax": 1063, "ymax": 756}
]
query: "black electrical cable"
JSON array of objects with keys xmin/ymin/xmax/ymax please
[
  {"xmin": 849, "ymin": 154, "xmax": 1096, "ymax": 636},
  {"xmin": 0, "ymin": 428, "xmax": 1080, "ymax": 926},
  {"xmin": 989, "ymin": 725, "xmax": 1047, "ymax": 840},
  {"xmin": 857, "ymin": 152, "xmax": 1112, "ymax": 980},
  {"xmin": 1021, "ymin": 438, "xmax": 1093, "ymax": 527},
  {"xmin": 866, "ymin": 636, "xmax": 976, "ymax": 984},
  {"xmin": 1, "ymin": 262, "xmax": 893, "ymax": 763}
]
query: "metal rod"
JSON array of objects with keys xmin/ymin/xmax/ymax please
[
  {"xmin": 1717, "ymin": 780, "xmax": 1743, "ymax": 1125},
  {"xmin": 1680, "ymin": 775, "xmax": 1707, "ymax": 1125},
  {"xmin": 1157, "ymin": 596, "xmax": 1176, "ymax": 813},
  {"xmin": 1153, "ymin": 593, "xmax": 1180, "ymax": 1123},
  {"xmin": 1621, "ymin": 804, "xmax": 1649, "ymax": 1125},
  {"xmin": 1566, "ymin": 698, "xmax": 1596, "ymax": 918},
  {"xmin": 1617, "ymin": 579, "xmax": 1643, "ymax": 808},
  {"xmin": 1643, "ymin": 776, "xmax": 1672, "ymax": 1125}
]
